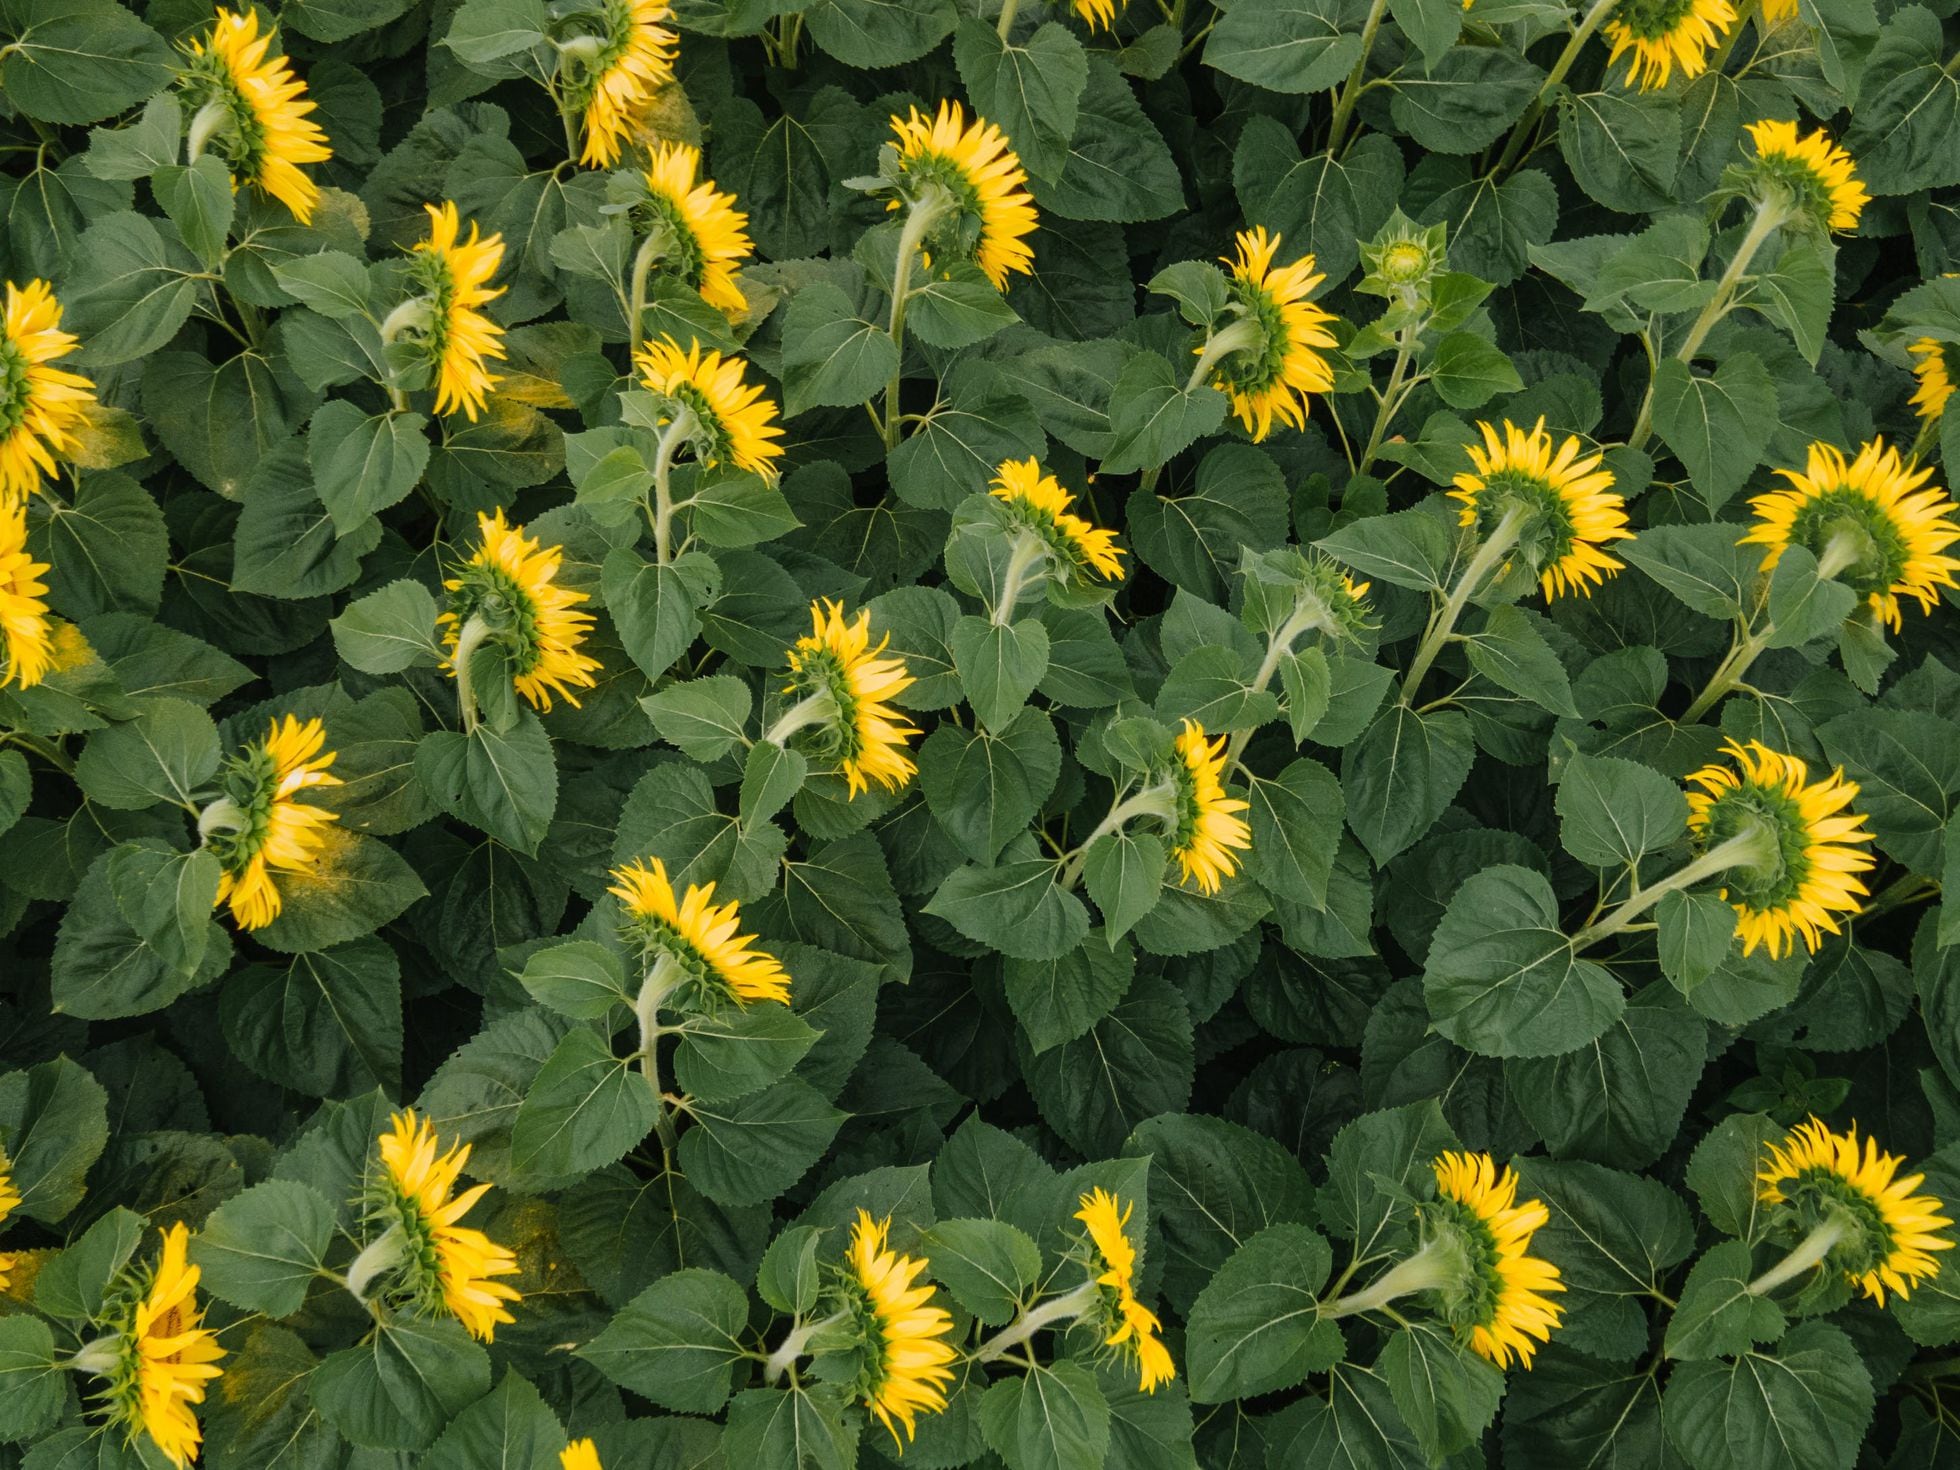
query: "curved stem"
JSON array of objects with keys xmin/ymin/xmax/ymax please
[
  {"xmin": 1399, "ymin": 505, "xmax": 1526, "ymax": 705},
  {"xmin": 765, "ymin": 689, "xmax": 837, "ymax": 748},
  {"xmin": 972, "ymin": 1281, "xmax": 1097, "ymax": 1363},
  {"xmin": 1747, "ymin": 1213, "xmax": 1849, "ymax": 1296},
  {"xmin": 651, "ymin": 409, "xmax": 695, "ymax": 565},
  {"xmin": 626, "ymin": 230, "xmax": 662, "ymax": 344},
  {"xmin": 1325, "ymin": 0, "xmax": 1391, "ymax": 155},
  {"xmin": 1185, "ymin": 316, "xmax": 1264, "ymax": 395},
  {"xmin": 450, "ymin": 613, "xmax": 492, "ymax": 735},
  {"xmin": 991, "ymin": 533, "xmax": 1048, "ymax": 627},
  {"xmin": 1226, "ymin": 602, "xmax": 1332, "ymax": 768},
  {"xmin": 1356, "ymin": 322, "xmax": 1422, "ymax": 479},
  {"xmin": 1320, "ymin": 1236, "xmax": 1461, "ymax": 1320},
  {"xmin": 1490, "ymin": 0, "xmax": 1618, "ymax": 179},
  {"xmin": 1570, "ymin": 828, "xmax": 1774, "ymax": 951},
  {"xmin": 764, "ymin": 1311, "xmax": 848, "ymax": 1383},
  {"xmin": 1679, "ymin": 623, "xmax": 1773, "ymax": 724},
  {"xmin": 1058, "ymin": 782, "xmax": 1179, "ymax": 889},
  {"xmin": 881, "ymin": 189, "xmax": 953, "ymax": 451},
  {"xmin": 996, "ymin": 0, "xmax": 1023, "ymax": 38},
  {"xmin": 636, "ymin": 953, "xmax": 684, "ymax": 1151}
]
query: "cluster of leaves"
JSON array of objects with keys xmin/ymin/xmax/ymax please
[{"xmin": 3, "ymin": 0, "xmax": 1960, "ymax": 1466}]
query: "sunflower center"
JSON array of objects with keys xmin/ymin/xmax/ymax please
[
  {"xmin": 1424, "ymin": 1201, "xmax": 1501, "ymax": 1330},
  {"xmin": 449, "ymin": 562, "xmax": 546, "ymax": 677},
  {"xmin": 784, "ymin": 649, "xmax": 863, "ymax": 763},
  {"xmin": 1380, "ymin": 241, "xmax": 1429, "ymax": 284},
  {"xmin": 1774, "ymin": 1171, "xmax": 1893, "ymax": 1278},
  {"xmin": 1610, "ymin": 0, "xmax": 1699, "ymax": 39},
  {"xmin": 1697, "ymin": 785, "xmax": 1810, "ymax": 911},
  {"xmin": 1214, "ymin": 283, "xmax": 1292, "ymax": 395},
  {"xmin": 1467, "ymin": 470, "xmax": 1578, "ymax": 578},
  {"xmin": 1783, "ymin": 489, "xmax": 1910, "ymax": 598},
  {"xmin": 0, "ymin": 336, "xmax": 30, "ymax": 432}
]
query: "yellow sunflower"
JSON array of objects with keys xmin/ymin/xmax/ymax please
[
  {"xmin": 411, "ymin": 202, "xmax": 508, "ymax": 422},
  {"xmin": 1212, "ymin": 227, "xmax": 1338, "ymax": 442},
  {"xmin": 1602, "ymin": 0, "xmax": 1737, "ymax": 90},
  {"xmin": 1746, "ymin": 120, "xmax": 1869, "ymax": 234},
  {"xmin": 641, "ymin": 142, "xmax": 752, "ymax": 316},
  {"xmin": 1684, "ymin": 739, "xmax": 1875, "ymax": 959},
  {"xmin": 607, "ymin": 857, "xmax": 791, "ymax": 1005},
  {"xmin": 0, "ymin": 279, "xmax": 96, "ymax": 503},
  {"xmin": 1450, "ymin": 417, "xmax": 1633, "ymax": 600},
  {"xmin": 370, "ymin": 1110, "xmax": 522, "ymax": 1342},
  {"xmin": 989, "ymin": 458, "xmax": 1125, "ymax": 582},
  {"xmin": 634, "ymin": 336, "xmax": 785, "ymax": 482},
  {"xmin": 1429, "ymin": 1152, "xmax": 1564, "ymax": 1370},
  {"xmin": 845, "ymin": 1210, "xmax": 957, "ymax": 1447},
  {"xmin": 561, "ymin": 1440, "xmax": 602, "ymax": 1470},
  {"xmin": 1074, "ymin": 0, "xmax": 1125, "ymax": 28},
  {"xmin": 571, "ymin": 0, "xmax": 677, "ymax": 168},
  {"xmin": 1758, "ymin": 1118, "xmax": 1954, "ymax": 1305},
  {"xmin": 0, "ymin": 1144, "xmax": 19, "ymax": 1294},
  {"xmin": 782, "ymin": 600, "xmax": 920, "ymax": 797},
  {"xmin": 1075, "ymin": 1189, "xmax": 1177, "ymax": 1392},
  {"xmin": 100, "ymin": 1224, "xmax": 227, "ymax": 1470},
  {"xmin": 888, "ymin": 102, "xmax": 1039, "ymax": 291},
  {"xmin": 1741, "ymin": 438, "xmax": 1960, "ymax": 632},
  {"xmin": 1168, "ymin": 720, "xmax": 1252, "ymax": 895},
  {"xmin": 0, "ymin": 500, "xmax": 54, "ymax": 690},
  {"xmin": 1910, "ymin": 338, "xmax": 1954, "ymax": 423},
  {"xmin": 206, "ymin": 715, "xmax": 342, "ymax": 931},
  {"xmin": 182, "ymin": 9, "xmax": 333, "ymax": 224},
  {"xmin": 440, "ymin": 510, "xmax": 602, "ymax": 713}
]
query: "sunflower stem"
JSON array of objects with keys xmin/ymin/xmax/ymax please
[
  {"xmin": 1747, "ymin": 1212, "xmax": 1851, "ymax": 1296},
  {"xmin": 1320, "ymin": 1235, "xmax": 1464, "ymax": 1319},
  {"xmin": 991, "ymin": 532, "xmax": 1048, "ymax": 627},
  {"xmin": 650, "ymin": 408, "xmax": 695, "ymax": 565},
  {"xmin": 765, "ymin": 689, "xmax": 837, "ymax": 747},
  {"xmin": 1184, "ymin": 315, "xmax": 1264, "ymax": 395},
  {"xmin": 65, "ymin": 1336, "xmax": 123, "ymax": 1377},
  {"xmin": 1400, "ymin": 504, "xmax": 1527, "ymax": 705},
  {"xmin": 1324, "ymin": 0, "xmax": 1391, "ymax": 155},
  {"xmin": 637, "ymin": 953, "xmax": 685, "ymax": 1150},
  {"xmin": 626, "ymin": 230, "xmax": 662, "ymax": 344},
  {"xmin": 1490, "ymin": 0, "xmax": 1618, "ymax": 179},
  {"xmin": 1571, "ymin": 827, "xmax": 1776, "ymax": 950},
  {"xmin": 195, "ymin": 796, "xmax": 247, "ymax": 842},
  {"xmin": 971, "ymin": 1281, "xmax": 1098, "ymax": 1363},
  {"xmin": 763, "ymin": 1310, "xmax": 848, "ymax": 1383},
  {"xmin": 1356, "ymin": 320, "xmax": 1423, "ymax": 478},
  {"xmin": 1058, "ymin": 782, "xmax": 1180, "ymax": 889},
  {"xmin": 1226, "ymin": 601, "xmax": 1336, "ymax": 769},
  {"xmin": 3, "ymin": 732, "xmax": 75, "ymax": 776},
  {"xmin": 882, "ymin": 186, "xmax": 954, "ymax": 451},
  {"xmin": 344, "ymin": 1223, "xmax": 409, "ymax": 1304},
  {"xmin": 1679, "ymin": 623, "xmax": 1774, "ymax": 724},
  {"xmin": 450, "ymin": 612, "xmax": 493, "ymax": 735},
  {"xmin": 996, "ymin": 0, "xmax": 1023, "ymax": 39}
]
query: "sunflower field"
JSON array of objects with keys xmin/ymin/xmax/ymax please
[{"xmin": 6, "ymin": 0, "xmax": 1960, "ymax": 1466}]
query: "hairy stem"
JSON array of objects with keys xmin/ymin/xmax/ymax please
[
  {"xmin": 971, "ymin": 1281, "xmax": 1098, "ymax": 1363},
  {"xmin": 1490, "ymin": 0, "xmax": 1619, "ymax": 178},
  {"xmin": 1399, "ymin": 504, "xmax": 1526, "ymax": 704},
  {"xmin": 1570, "ymin": 829, "xmax": 1775, "ymax": 951}
]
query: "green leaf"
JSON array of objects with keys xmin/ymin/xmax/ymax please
[
  {"xmin": 511, "ymin": 1026, "xmax": 658, "ymax": 1177},
  {"xmin": 1657, "ymin": 889, "xmax": 1738, "ymax": 996},
  {"xmin": 74, "ymin": 697, "xmax": 218, "ymax": 810},
  {"xmin": 907, "ymin": 261, "xmax": 1021, "ymax": 350},
  {"xmin": 928, "ymin": 858, "xmax": 1090, "ymax": 962},
  {"xmin": 781, "ymin": 283, "xmax": 897, "ymax": 417},
  {"xmin": 1557, "ymin": 751, "xmax": 1691, "ymax": 867},
  {"xmin": 83, "ymin": 90, "xmax": 181, "ymax": 181},
  {"xmin": 270, "ymin": 251, "xmax": 374, "ymax": 318},
  {"xmin": 1380, "ymin": 1322, "xmax": 1503, "ymax": 1463},
  {"xmin": 0, "ymin": 1055, "xmax": 110, "ymax": 1223},
  {"xmin": 979, "ymin": 1359, "xmax": 1113, "ymax": 1470},
  {"xmin": 1429, "ymin": 330, "xmax": 1525, "ymax": 409},
  {"xmin": 63, "ymin": 211, "xmax": 201, "ymax": 365},
  {"xmin": 954, "ymin": 19, "xmax": 1089, "ymax": 181},
  {"xmin": 152, "ymin": 155, "xmax": 234, "ymax": 266},
  {"xmin": 1099, "ymin": 352, "xmax": 1226, "ymax": 476},
  {"xmin": 1841, "ymin": 6, "xmax": 1960, "ymax": 196},
  {"xmin": 723, "ymin": 1387, "xmax": 859, "ymax": 1470},
  {"xmin": 923, "ymin": 1218, "xmax": 1044, "ymax": 1326},
  {"xmin": 952, "ymin": 614, "xmax": 1051, "ymax": 732},
  {"xmin": 1027, "ymin": 60, "xmax": 1183, "ymax": 224},
  {"xmin": 0, "ymin": 0, "xmax": 172, "ymax": 125},
  {"xmin": 1664, "ymin": 1240, "xmax": 1786, "ymax": 1360},
  {"xmin": 1343, "ymin": 704, "xmax": 1475, "ymax": 864},
  {"xmin": 1082, "ymin": 830, "xmax": 1164, "ymax": 943},
  {"xmin": 1559, "ymin": 90, "xmax": 1682, "ymax": 214},
  {"xmin": 579, "ymin": 1266, "xmax": 752, "ymax": 1412},
  {"xmin": 32, "ymin": 1205, "xmax": 142, "ymax": 1319},
  {"xmin": 601, "ymin": 548, "xmax": 717, "ymax": 682},
  {"xmin": 1315, "ymin": 509, "xmax": 1454, "ymax": 593},
  {"xmin": 34, "ymin": 471, "xmax": 168, "ymax": 617},
  {"xmin": 1465, "ymin": 604, "xmax": 1576, "ymax": 716},
  {"xmin": 1390, "ymin": 46, "xmax": 1542, "ymax": 156},
  {"xmin": 673, "ymin": 1004, "xmax": 821, "ymax": 1104},
  {"xmin": 309, "ymin": 403, "xmax": 431, "ymax": 535},
  {"xmin": 1185, "ymin": 1223, "xmax": 1342, "ymax": 1403},
  {"xmin": 1003, "ymin": 936, "xmax": 1135, "ymax": 1053},
  {"xmin": 190, "ymin": 1179, "xmax": 335, "ymax": 1317},
  {"xmin": 420, "ymin": 1371, "xmax": 565, "ymax": 1470},
  {"xmin": 0, "ymin": 1316, "xmax": 63, "ymax": 1443},
  {"xmin": 740, "ymin": 739, "xmax": 807, "ymax": 827},
  {"xmin": 1263, "ymin": 1362, "xmax": 1424, "ymax": 1469},
  {"xmin": 1621, "ymin": 521, "xmax": 1757, "ymax": 619},
  {"xmin": 331, "ymin": 580, "xmax": 443, "ymax": 674},
  {"xmin": 1650, "ymin": 353, "xmax": 1778, "ymax": 510},
  {"xmin": 516, "ymin": 940, "xmax": 631, "ymax": 1020},
  {"xmin": 642, "ymin": 676, "xmax": 753, "ymax": 762},
  {"xmin": 314, "ymin": 1317, "xmax": 490, "ymax": 1451},
  {"xmin": 1244, "ymin": 758, "xmax": 1343, "ymax": 907},
  {"xmin": 252, "ymin": 829, "xmax": 426, "ymax": 955},
  {"xmin": 416, "ymin": 711, "xmax": 558, "ymax": 854},
  {"xmin": 1661, "ymin": 1322, "xmax": 1873, "ymax": 1470},
  {"xmin": 1763, "ymin": 546, "xmax": 1859, "ymax": 648},
  {"xmin": 220, "ymin": 938, "xmax": 404, "ymax": 1096},
  {"xmin": 1204, "ymin": 0, "xmax": 1363, "ymax": 94},
  {"xmin": 805, "ymin": 0, "xmax": 954, "ymax": 66},
  {"xmin": 677, "ymin": 1077, "xmax": 847, "ymax": 1206},
  {"xmin": 919, "ymin": 708, "xmax": 1062, "ymax": 865}
]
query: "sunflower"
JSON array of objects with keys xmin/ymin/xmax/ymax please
[
  {"xmin": 0, "ymin": 500, "xmax": 54, "ymax": 690},
  {"xmin": 205, "ymin": 715, "xmax": 342, "ymax": 931},
  {"xmin": 0, "ymin": 279, "xmax": 96, "ymax": 503},
  {"xmin": 1450, "ymin": 417, "xmax": 1633, "ymax": 600},
  {"xmin": 369, "ymin": 1110, "xmax": 522, "ymax": 1342},
  {"xmin": 844, "ymin": 1211, "xmax": 957, "ymax": 1446},
  {"xmin": 1758, "ymin": 1118, "xmax": 1955, "ymax": 1305},
  {"xmin": 634, "ymin": 335, "xmax": 786, "ymax": 482},
  {"xmin": 1684, "ymin": 739, "xmax": 1875, "ymax": 959},
  {"xmin": 561, "ymin": 1440, "xmax": 602, "ymax": 1470},
  {"xmin": 182, "ymin": 9, "xmax": 332, "ymax": 224},
  {"xmin": 607, "ymin": 857, "xmax": 790, "ymax": 1005},
  {"xmin": 1740, "ymin": 438, "xmax": 1960, "ymax": 632},
  {"xmin": 440, "ymin": 510, "xmax": 602, "ymax": 713},
  {"xmin": 888, "ymin": 102, "xmax": 1039, "ymax": 291},
  {"xmin": 99, "ymin": 1224, "xmax": 227, "ymax": 1469},
  {"xmin": 1746, "ymin": 120, "xmax": 1869, "ymax": 234},
  {"xmin": 1074, "ymin": 0, "xmax": 1125, "ymax": 28},
  {"xmin": 1075, "ymin": 1189, "xmax": 1177, "ymax": 1392},
  {"xmin": 1601, "ymin": 0, "xmax": 1737, "ymax": 90},
  {"xmin": 989, "ymin": 458, "xmax": 1125, "ymax": 582},
  {"xmin": 1428, "ymin": 1153, "xmax": 1564, "ymax": 1370},
  {"xmin": 782, "ymin": 600, "xmax": 920, "ymax": 797},
  {"xmin": 1211, "ymin": 227, "xmax": 1338, "ymax": 442},
  {"xmin": 410, "ymin": 202, "xmax": 508, "ymax": 422},
  {"xmin": 571, "ymin": 0, "xmax": 677, "ymax": 168},
  {"xmin": 635, "ymin": 142, "xmax": 753, "ymax": 316},
  {"xmin": 1910, "ymin": 338, "xmax": 1955, "ymax": 423},
  {"xmin": 1167, "ymin": 720, "xmax": 1252, "ymax": 895},
  {"xmin": 0, "ymin": 1144, "xmax": 19, "ymax": 1294}
]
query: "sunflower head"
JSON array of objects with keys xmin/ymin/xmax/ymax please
[
  {"xmin": 1601, "ymin": 0, "xmax": 1737, "ymax": 90},
  {"xmin": 402, "ymin": 202, "xmax": 508, "ymax": 421},
  {"xmin": 840, "ymin": 1210, "xmax": 957, "ymax": 1446},
  {"xmin": 202, "ymin": 715, "xmax": 342, "ymax": 932},
  {"xmin": 1359, "ymin": 212, "xmax": 1449, "ymax": 309},
  {"xmin": 781, "ymin": 599, "xmax": 920, "ymax": 797},
  {"xmin": 885, "ymin": 102, "xmax": 1039, "ymax": 291},
  {"xmin": 1074, "ymin": 1189, "xmax": 1177, "ymax": 1392},
  {"xmin": 440, "ymin": 510, "xmax": 602, "ymax": 715},
  {"xmin": 1910, "ymin": 338, "xmax": 1955, "ymax": 423},
  {"xmin": 181, "ymin": 9, "xmax": 332, "ymax": 224},
  {"xmin": 1684, "ymin": 739, "xmax": 1876, "ymax": 959},
  {"xmin": 1241, "ymin": 546, "xmax": 1376, "ymax": 649},
  {"xmin": 364, "ymin": 1110, "xmax": 522, "ymax": 1342},
  {"xmin": 566, "ymin": 0, "xmax": 677, "ymax": 168},
  {"xmin": 607, "ymin": 856, "xmax": 791, "ymax": 1006},
  {"xmin": 634, "ymin": 335, "xmax": 786, "ymax": 482},
  {"xmin": 635, "ymin": 142, "xmax": 753, "ymax": 316},
  {"xmin": 562, "ymin": 1441, "xmax": 603, "ymax": 1470},
  {"xmin": 93, "ymin": 1224, "xmax": 227, "ymax": 1469},
  {"xmin": 0, "ymin": 499, "xmax": 54, "ymax": 690},
  {"xmin": 1758, "ymin": 1118, "xmax": 1955, "ymax": 1305},
  {"xmin": 988, "ymin": 457, "xmax": 1126, "ymax": 586},
  {"xmin": 0, "ymin": 279, "xmax": 96, "ymax": 504},
  {"xmin": 1424, "ymin": 1153, "xmax": 1564, "ymax": 1369},
  {"xmin": 1162, "ymin": 720, "xmax": 1252, "ymax": 895},
  {"xmin": 1449, "ymin": 417, "xmax": 1634, "ymax": 600},
  {"xmin": 1210, "ymin": 227, "xmax": 1337, "ymax": 442},
  {"xmin": 1743, "ymin": 120, "xmax": 1869, "ymax": 234}
]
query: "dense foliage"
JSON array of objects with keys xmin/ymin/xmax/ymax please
[{"xmin": 2, "ymin": 0, "xmax": 1960, "ymax": 1467}]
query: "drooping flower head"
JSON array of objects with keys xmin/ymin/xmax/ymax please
[
  {"xmin": 440, "ymin": 510, "xmax": 602, "ymax": 713},
  {"xmin": 639, "ymin": 142, "xmax": 753, "ymax": 316},
  {"xmin": 1602, "ymin": 0, "xmax": 1737, "ymax": 90},
  {"xmin": 568, "ymin": 0, "xmax": 677, "ymax": 168},
  {"xmin": 1741, "ymin": 438, "xmax": 1960, "ymax": 632},
  {"xmin": 561, "ymin": 1441, "xmax": 602, "ymax": 1470},
  {"xmin": 1074, "ymin": 1189, "xmax": 1176, "ymax": 1392},
  {"xmin": 1427, "ymin": 1153, "xmax": 1564, "ymax": 1369},
  {"xmin": 989, "ymin": 458, "xmax": 1126, "ymax": 584},
  {"xmin": 205, "ymin": 715, "xmax": 342, "ymax": 931},
  {"xmin": 367, "ymin": 1111, "xmax": 522, "ymax": 1342},
  {"xmin": 0, "ymin": 1144, "xmax": 19, "ymax": 1294},
  {"xmin": 1074, "ymin": 0, "xmax": 1126, "ymax": 28},
  {"xmin": 842, "ymin": 1211, "xmax": 957, "ymax": 1447},
  {"xmin": 1211, "ymin": 228, "xmax": 1337, "ymax": 442},
  {"xmin": 607, "ymin": 857, "xmax": 790, "ymax": 1006},
  {"xmin": 1758, "ymin": 1118, "xmax": 1954, "ymax": 1305},
  {"xmin": 1910, "ymin": 338, "xmax": 1955, "ymax": 424},
  {"xmin": 1450, "ymin": 418, "xmax": 1633, "ymax": 600},
  {"xmin": 887, "ymin": 102, "xmax": 1039, "ymax": 291},
  {"xmin": 0, "ymin": 500, "xmax": 54, "ymax": 690},
  {"xmin": 407, "ymin": 202, "xmax": 508, "ymax": 422},
  {"xmin": 0, "ymin": 279, "xmax": 95, "ymax": 503},
  {"xmin": 782, "ymin": 600, "xmax": 920, "ymax": 798},
  {"xmin": 1684, "ymin": 739, "xmax": 1875, "ymax": 959},
  {"xmin": 182, "ymin": 9, "xmax": 332, "ymax": 224},
  {"xmin": 634, "ymin": 336, "xmax": 785, "ymax": 482},
  {"xmin": 1167, "ymin": 720, "xmax": 1252, "ymax": 895},
  {"xmin": 95, "ymin": 1224, "xmax": 227, "ymax": 1469},
  {"xmin": 1745, "ymin": 120, "xmax": 1869, "ymax": 234}
]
